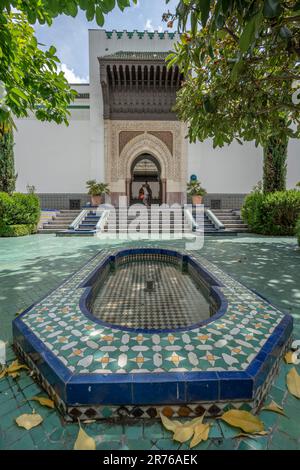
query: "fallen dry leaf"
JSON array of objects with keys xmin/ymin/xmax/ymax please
[
  {"xmin": 189, "ymin": 414, "xmax": 205, "ymax": 428},
  {"xmin": 160, "ymin": 413, "xmax": 181, "ymax": 432},
  {"xmin": 286, "ymin": 367, "xmax": 300, "ymax": 399},
  {"xmin": 220, "ymin": 409, "xmax": 264, "ymax": 434},
  {"xmin": 30, "ymin": 396, "xmax": 55, "ymax": 409},
  {"xmin": 74, "ymin": 426, "xmax": 96, "ymax": 450},
  {"xmin": 7, "ymin": 360, "xmax": 29, "ymax": 375},
  {"xmin": 285, "ymin": 351, "xmax": 296, "ymax": 364},
  {"xmin": 16, "ymin": 412, "xmax": 43, "ymax": 430},
  {"xmin": 261, "ymin": 400, "xmax": 285, "ymax": 416},
  {"xmin": 9, "ymin": 372, "xmax": 20, "ymax": 379},
  {"xmin": 190, "ymin": 423, "xmax": 210, "ymax": 448},
  {"xmin": 173, "ymin": 424, "xmax": 194, "ymax": 443},
  {"xmin": 0, "ymin": 368, "xmax": 7, "ymax": 379}
]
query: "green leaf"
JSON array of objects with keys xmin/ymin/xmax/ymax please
[
  {"xmin": 239, "ymin": 13, "xmax": 262, "ymax": 52},
  {"xmin": 86, "ymin": 1, "xmax": 95, "ymax": 21},
  {"xmin": 263, "ymin": 0, "xmax": 282, "ymax": 18},
  {"xmin": 102, "ymin": 0, "xmax": 116, "ymax": 13},
  {"xmin": 203, "ymin": 96, "xmax": 216, "ymax": 113},
  {"xmin": 67, "ymin": 1, "xmax": 78, "ymax": 17},
  {"xmin": 117, "ymin": 0, "xmax": 130, "ymax": 12},
  {"xmin": 231, "ymin": 58, "xmax": 244, "ymax": 80},
  {"xmin": 79, "ymin": 0, "xmax": 89, "ymax": 9},
  {"xmin": 200, "ymin": 0, "xmax": 211, "ymax": 27},
  {"xmin": 95, "ymin": 7, "xmax": 104, "ymax": 27},
  {"xmin": 49, "ymin": 45, "xmax": 56, "ymax": 56},
  {"xmin": 191, "ymin": 11, "xmax": 198, "ymax": 36},
  {"xmin": 27, "ymin": 10, "xmax": 37, "ymax": 24},
  {"xmin": 10, "ymin": 87, "xmax": 28, "ymax": 101}
]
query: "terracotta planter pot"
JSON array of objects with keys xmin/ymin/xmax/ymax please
[
  {"xmin": 91, "ymin": 195, "xmax": 102, "ymax": 207},
  {"xmin": 192, "ymin": 195, "xmax": 203, "ymax": 205}
]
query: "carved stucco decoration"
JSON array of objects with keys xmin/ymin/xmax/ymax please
[
  {"xmin": 119, "ymin": 131, "xmax": 144, "ymax": 154},
  {"xmin": 148, "ymin": 131, "xmax": 173, "ymax": 155},
  {"xmin": 120, "ymin": 132, "xmax": 173, "ymax": 180},
  {"xmin": 105, "ymin": 120, "xmax": 187, "ymax": 184}
]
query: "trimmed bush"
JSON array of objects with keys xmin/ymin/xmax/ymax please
[
  {"xmin": 296, "ymin": 217, "xmax": 300, "ymax": 246},
  {"xmin": 0, "ymin": 192, "xmax": 40, "ymax": 237},
  {"xmin": 0, "ymin": 224, "xmax": 36, "ymax": 237},
  {"xmin": 242, "ymin": 190, "xmax": 300, "ymax": 236}
]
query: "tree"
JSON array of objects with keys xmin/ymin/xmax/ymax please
[
  {"xmin": 0, "ymin": 1, "xmax": 136, "ymax": 123},
  {"xmin": 164, "ymin": 1, "xmax": 300, "ymax": 192},
  {"xmin": 0, "ymin": 1, "xmax": 136, "ymax": 192},
  {"xmin": 0, "ymin": 119, "xmax": 16, "ymax": 194}
]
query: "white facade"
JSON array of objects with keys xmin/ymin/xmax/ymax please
[{"xmin": 14, "ymin": 30, "xmax": 300, "ymax": 204}]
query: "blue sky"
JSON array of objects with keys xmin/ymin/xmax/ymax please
[{"xmin": 35, "ymin": 0, "xmax": 178, "ymax": 83}]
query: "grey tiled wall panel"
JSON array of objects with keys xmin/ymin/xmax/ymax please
[
  {"xmin": 37, "ymin": 193, "xmax": 248, "ymax": 210},
  {"xmin": 203, "ymin": 194, "xmax": 247, "ymax": 210},
  {"xmin": 37, "ymin": 194, "xmax": 90, "ymax": 210}
]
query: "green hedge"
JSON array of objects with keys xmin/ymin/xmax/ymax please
[
  {"xmin": 0, "ymin": 224, "xmax": 37, "ymax": 237},
  {"xmin": 242, "ymin": 190, "xmax": 300, "ymax": 236},
  {"xmin": 0, "ymin": 192, "xmax": 40, "ymax": 237},
  {"xmin": 296, "ymin": 217, "xmax": 300, "ymax": 246}
]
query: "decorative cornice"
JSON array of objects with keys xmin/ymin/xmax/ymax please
[{"xmin": 105, "ymin": 30, "xmax": 178, "ymax": 40}]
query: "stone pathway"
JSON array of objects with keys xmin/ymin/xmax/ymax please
[{"xmin": 1, "ymin": 235, "xmax": 300, "ymax": 450}]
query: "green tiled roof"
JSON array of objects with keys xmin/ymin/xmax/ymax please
[{"xmin": 99, "ymin": 51, "xmax": 171, "ymax": 61}]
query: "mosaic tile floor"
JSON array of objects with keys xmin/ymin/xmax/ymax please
[
  {"xmin": 1, "ymin": 234, "xmax": 300, "ymax": 450},
  {"xmin": 92, "ymin": 260, "xmax": 210, "ymax": 329}
]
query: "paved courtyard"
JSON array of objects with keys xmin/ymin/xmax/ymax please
[{"xmin": 0, "ymin": 234, "xmax": 300, "ymax": 450}]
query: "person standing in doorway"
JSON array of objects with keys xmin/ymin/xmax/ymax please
[
  {"xmin": 142, "ymin": 183, "xmax": 149, "ymax": 207},
  {"xmin": 144, "ymin": 181, "xmax": 152, "ymax": 206},
  {"xmin": 138, "ymin": 185, "xmax": 144, "ymax": 203}
]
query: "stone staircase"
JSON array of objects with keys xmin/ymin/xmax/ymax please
[
  {"xmin": 38, "ymin": 210, "xmax": 81, "ymax": 234},
  {"xmin": 57, "ymin": 210, "xmax": 102, "ymax": 236},
  {"xmin": 192, "ymin": 208, "xmax": 219, "ymax": 235},
  {"xmin": 210, "ymin": 209, "xmax": 248, "ymax": 232}
]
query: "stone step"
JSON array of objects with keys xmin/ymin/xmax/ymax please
[
  {"xmin": 43, "ymin": 224, "xmax": 72, "ymax": 230},
  {"xmin": 215, "ymin": 215, "xmax": 241, "ymax": 220},
  {"xmin": 44, "ymin": 220, "xmax": 74, "ymax": 225},
  {"xmin": 38, "ymin": 228, "xmax": 64, "ymax": 234},
  {"xmin": 221, "ymin": 220, "xmax": 247, "ymax": 225},
  {"xmin": 55, "ymin": 215, "xmax": 79, "ymax": 220},
  {"xmin": 59, "ymin": 210, "xmax": 81, "ymax": 214},
  {"xmin": 210, "ymin": 210, "xmax": 235, "ymax": 213},
  {"xmin": 104, "ymin": 230, "xmax": 194, "ymax": 234}
]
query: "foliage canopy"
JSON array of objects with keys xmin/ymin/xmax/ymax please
[{"xmin": 164, "ymin": 1, "xmax": 300, "ymax": 147}]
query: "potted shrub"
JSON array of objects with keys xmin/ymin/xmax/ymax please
[
  {"xmin": 86, "ymin": 180, "xmax": 110, "ymax": 206},
  {"xmin": 187, "ymin": 180, "xmax": 207, "ymax": 205}
]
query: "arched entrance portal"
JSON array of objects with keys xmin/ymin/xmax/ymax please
[{"xmin": 129, "ymin": 154, "xmax": 162, "ymax": 205}]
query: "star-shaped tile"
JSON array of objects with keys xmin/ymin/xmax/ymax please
[
  {"xmin": 129, "ymin": 352, "xmax": 151, "ymax": 369},
  {"xmin": 166, "ymin": 352, "xmax": 185, "ymax": 367},
  {"xmin": 95, "ymin": 353, "xmax": 116, "ymax": 369},
  {"xmin": 68, "ymin": 347, "xmax": 87, "ymax": 358},
  {"xmin": 200, "ymin": 352, "xmax": 220, "ymax": 367}
]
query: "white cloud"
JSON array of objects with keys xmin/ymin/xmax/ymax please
[
  {"xmin": 144, "ymin": 19, "xmax": 163, "ymax": 32},
  {"xmin": 58, "ymin": 63, "xmax": 89, "ymax": 84},
  {"xmin": 144, "ymin": 19, "xmax": 153, "ymax": 31}
]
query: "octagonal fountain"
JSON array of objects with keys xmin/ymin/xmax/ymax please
[{"xmin": 13, "ymin": 248, "xmax": 293, "ymax": 420}]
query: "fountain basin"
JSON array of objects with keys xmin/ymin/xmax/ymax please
[{"xmin": 13, "ymin": 247, "xmax": 293, "ymax": 420}]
